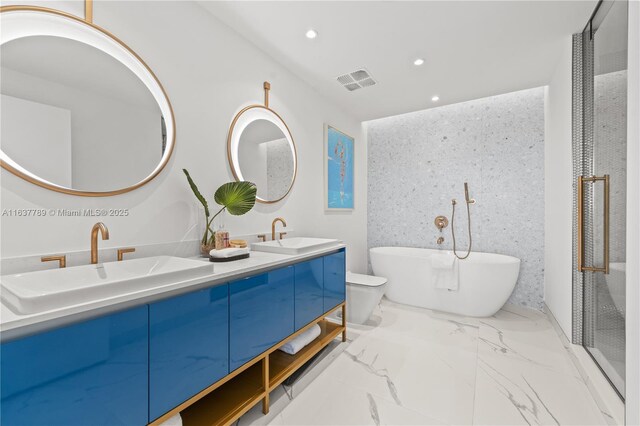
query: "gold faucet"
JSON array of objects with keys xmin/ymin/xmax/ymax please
[
  {"xmin": 41, "ymin": 255, "xmax": 66, "ymax": 268},
  {"xmin": 117, "ymin": 247, "xmax": 135, "ymax": 261},
  {"xmin": 271, "ymin": 217, "xmax": 287, "ymax": 241},
  {"xmin": 90, "ymin": 222, "xmax": 110, "ymax": 264}
]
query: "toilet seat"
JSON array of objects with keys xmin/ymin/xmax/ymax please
[{"xmin": 346, "ymin": 272, "xmax": 388, "ymax": 287}]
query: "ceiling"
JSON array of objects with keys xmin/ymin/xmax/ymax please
[{"xmin": 201, "ymin": 1, "xmax": 596, "ymax": 121}]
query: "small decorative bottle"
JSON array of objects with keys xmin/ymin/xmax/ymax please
[{"xmin": 215, "ymin": 224, "xmax": 226, "ymax": 250}]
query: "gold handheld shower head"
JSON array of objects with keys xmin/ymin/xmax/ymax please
[
  {"xmin": 464, "ymin": 182, "xmax": 475, "ymax": 204},
  {"xmin": 452, "ymin": 182, "xmax": 474, "ymax": 260}
]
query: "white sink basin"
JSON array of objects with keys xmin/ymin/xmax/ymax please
[
  {"xmin": 1, "ymin": 256, "xmax": 213, "ymax": 314},
  {"xmin": 251, "ymin": 237, "xmax": 341, "ymax": 255}
]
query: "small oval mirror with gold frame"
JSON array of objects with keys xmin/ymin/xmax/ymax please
[
  {"xmin": 227, "ymin": 83, "xmax": 297, "ymax": 204},
  {"xmin": 0, "ymin": 6, "xmax": 175, "ymax": 196}
]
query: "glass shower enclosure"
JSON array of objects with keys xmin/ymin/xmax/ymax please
[{"xmin": 574, "ymin": 0, "xmax": 627, "ymax": 399}]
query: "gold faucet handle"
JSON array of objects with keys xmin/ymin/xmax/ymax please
[
  {"xmin": 41, "ymin": 255, "xmax": 66, "ymax": 268},
  {"xmin": 434, "ymin": 215, "xmax": 449, "ymax": 230},
  {"xmin": 279, "ymin": 232, "xmax": 287, "ymax": 240},
  {"xmin": 117, "ymin": 247, "xmax": 136, "ymax": 261},
  {"xmin": 257, "ymin": 234, "xmax": 267, "ymax": 242}
]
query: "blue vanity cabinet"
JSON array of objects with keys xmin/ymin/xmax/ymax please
[
  {"xmin": 323, "ymin": 249, "xmax": 346, "ymax": 311},
  {"xmin": 294, "ymin": 258, "xmax": 324, "ymax": 330},
  {"xmin": 149, "ymin": 284, "xmax": 229, "ymax": 422},
  {"xmin": 0, "ymin": 306, "xmax": 148, "ymax": 426},
  {"xmin": 229, "ymin": 267, "xmax": 294, "ymax": 371}
]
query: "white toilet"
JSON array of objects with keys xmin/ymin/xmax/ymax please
[{"xmin": 345, "ymin": 272, "xmax": 388, "ymax": 324}]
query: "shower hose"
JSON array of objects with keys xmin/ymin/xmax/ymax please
[{"xmin": 451, "ymin": 199, "xmax": 472, "ymax": 260}]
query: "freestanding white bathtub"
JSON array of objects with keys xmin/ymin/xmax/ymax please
[{"xmin": 370, "ymin": 247, "xmax": 520, "ymax": 317}]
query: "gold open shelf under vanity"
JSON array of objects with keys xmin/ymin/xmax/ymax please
[{"xmin": 149, "ymin": 302, "xmax": 347, "ymax": 426}]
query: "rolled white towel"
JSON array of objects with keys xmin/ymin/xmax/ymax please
[
  {"xmin": 159, "ymin": 413, "xmax": 182, "ymax": 426},
  {"xmin": 209, "ymin": 247, "xmax": 250, "ymax": 258},
  {"xmin": 279, "ymin": 324, "xmax": 321, "ymax": 355}
]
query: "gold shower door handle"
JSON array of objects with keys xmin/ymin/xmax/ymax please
[{"xmin": 577, "ymin": 174, "xmax": 610, "ymax": 274}]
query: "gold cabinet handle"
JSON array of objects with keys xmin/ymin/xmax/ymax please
[
  {"xmin": 41, "ymin": 255, "xmax": 66, "ymax": 268},
  {"xmin": 578, "ymin": 174, "xmax": 610, "ymax": 274},
  {"xmin": 117, "ymin": 247, "xmax": 136, "ymax": 261}
]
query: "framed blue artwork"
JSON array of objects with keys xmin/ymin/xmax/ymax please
[{"xmin": 324, "ymin": 125, "xmax": 354, "ymax": 211}]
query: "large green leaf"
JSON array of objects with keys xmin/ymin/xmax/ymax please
[
  {"xmin": 183, "ymin": 169, "xmax": 209, "ymax": 217},
  {"xmin": 214, "ymin": 181, "xmax": 257, "ymax": 216}
]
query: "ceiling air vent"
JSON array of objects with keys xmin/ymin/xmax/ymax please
[
  {"xmin": 337, "ymin": 74, "xmax": 355, "ymax": 85},
  {"xmin": 336, "ymin": 68, "xmax": 376, "ymax": 92},
  {"xmin": 359, "ymin": 78, "xmax": 376, "ymax": 88}
]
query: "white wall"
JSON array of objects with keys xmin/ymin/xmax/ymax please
[
  {"xmin": 0, "ymin": 94, "xmax": 72, "ymax": 187},
  {"xmin": 625, "ymin": 1, "xmax": 639, "ymax": 423},
  {"xmin": 543, "ymin": 36, "xmax": 574, "ymax": 338},
  {"xmin": 1, "ymin": 66, "xmax": 163, "ymax": 192},
  {"xmin": 0, "ymin": 1, "xmax": 368, "ymax": 273}
]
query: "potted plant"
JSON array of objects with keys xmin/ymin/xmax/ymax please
[{"xmin": 183, "ymin": 169, "xmax": 257, "ymax": 255}]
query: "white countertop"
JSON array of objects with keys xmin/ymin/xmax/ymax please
[{"xmin": 0, "ymin": 244, "xmax": 345, "ymax": 342}]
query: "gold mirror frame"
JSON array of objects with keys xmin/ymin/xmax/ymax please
[
  {"xmin": 0, "ymin": 5, "xmax": 176, "ymax": 197},
  {"xmin": 226, "ymin": 82, "xmax": 298, "ymax": 204}
]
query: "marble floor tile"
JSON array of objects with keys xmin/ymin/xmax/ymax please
[
  {"xmin": 278, "ymin": 374, "xmax": 443, "ymax": 426},
  {"xmin": 373, "ymin": 300, "xmax": 480, "ymax": 351},
  {"xmin": 478, "ymin": 309, "xmax": 581, "ymax": 378},
  {"xmin": 233, "ymin": 300, "xmax": 607, "ymax": 426},
  {"xmin": 473, "ymin": 354, "xmax": 607, "ymax": 425},
  {"xmin": 324, "ymin": 332, "xmax": 477, "ymax": 425}
]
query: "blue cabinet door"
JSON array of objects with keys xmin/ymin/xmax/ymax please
[
  {"xmin": 229, "ymin": 267, "xmax": 294, "ymax": 371},
  {"xmin": 294, "ymin": 258, "xmax": 324, "ymax": 330},
  {"xmin": 149, "ymin": 284, "xmax": 229, "ymax": 421},
  {"xmin": 324, "ymin": 250, "xmax": 346, "ymax": 311},
  {"xmin": 0, "ymin": 306, "xmax": 148, "ymax": 426}
]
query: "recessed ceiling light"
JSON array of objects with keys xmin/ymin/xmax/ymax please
[
  {"xmin": 413, "ymin": 58, "xmax": 425, "ymax": 66},
  {"xmin": 305, "ymin": 29, "xmax": 318, "ymax": 39},
  {"xmin": 431, "ymin": 95, "xmax": 440, "ymax": 102}
]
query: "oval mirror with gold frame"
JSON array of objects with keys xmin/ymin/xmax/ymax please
[
  {"xmin": 227, "ymin": 83, "xmax": 297, "ymax": 204},
  {"xmin": 0, "ymin": 6, "xmax": 175, "ymax": 196}
]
